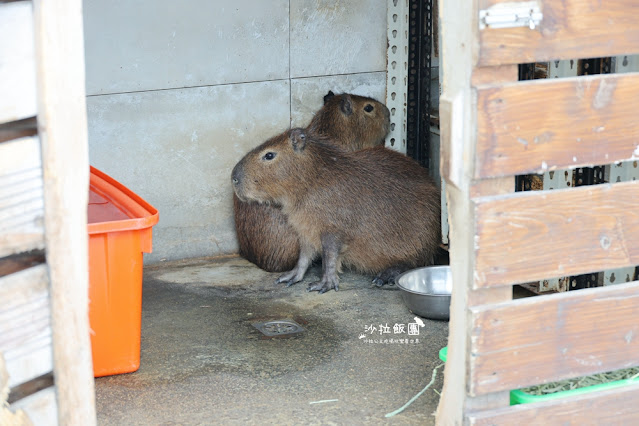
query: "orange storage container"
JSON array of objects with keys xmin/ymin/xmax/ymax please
[{"xmin": 88, "ymin": 166, "xmax": 159, "ymax": 377}]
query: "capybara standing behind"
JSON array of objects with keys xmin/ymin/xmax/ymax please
[
  {"xmin": 306, "ymin": 90, "xmax": 390, "ymax": 149},
  {"xmin": 233, "ymin": 92, "xmax": 390, "ymax": 272},
  {"xmin": 231, "ymin": 128, "xmax": 441, "ymax": 293}
]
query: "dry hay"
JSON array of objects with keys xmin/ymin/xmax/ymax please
[{"xmin": 521, "ymin": 367, "xmax": 639, "ymax": 396}]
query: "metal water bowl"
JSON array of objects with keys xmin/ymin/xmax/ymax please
[{"xmin": 395, "ymin": 266, "xmax": 452, "ymax": 321}]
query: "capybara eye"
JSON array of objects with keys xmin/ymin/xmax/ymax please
[
  {"xmin": 364, "ymin": 104, "xmax": 374, "ymax": 113},
  {"xmin": 263, "ymin": 152, "xmax": 276, "ymax": 161}
]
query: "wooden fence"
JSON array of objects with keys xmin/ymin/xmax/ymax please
[{"xmin": 436, "ymin": 0, "xmax": 639, "ymax": 424}]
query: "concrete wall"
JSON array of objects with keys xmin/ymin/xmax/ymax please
[{"xmin": 83, "ymin": 1, "xmax": 388, "ymax": 263}]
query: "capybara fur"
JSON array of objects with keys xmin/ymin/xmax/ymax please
[
  {"xmin": 231, "ymin": 128, "xmax": 441, "ymax": 293},
  {"xmin": 233, "ymin": 91, "xmax": 390, "ymax": 272}
]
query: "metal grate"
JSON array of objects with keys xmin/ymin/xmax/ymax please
[
  {"xmin": 252, "ymin": 319, "xmax": 305, "ymax": 337},
  {"xmin": 406, "ymin": 0, "xmax": 433, "ymax": 168}
]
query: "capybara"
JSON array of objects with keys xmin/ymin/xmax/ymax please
[
  {"xmin": 306, "ymin": 90, "xmax": 391, "ymax": 149},
  {"xmin": 231, "ymin": 128, "xmax": 441, "ymax": 294},
  {"xmin": 233, "ymin": 91, "xmax": 390, "ymax": 272}
]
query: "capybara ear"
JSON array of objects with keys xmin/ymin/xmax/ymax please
[
  {"xmin": 290, "ymin": 128, "xmax": 307, "ymax": 152},
  {"xmin": 340, "ymin": 94, "xmax": 353, "ymax": 116},
  {"xmin": 323, "ymin": 90, "xmax": 336, "ymax": 104}
]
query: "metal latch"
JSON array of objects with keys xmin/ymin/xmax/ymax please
[{"xmin": 479, "ymin": 1, "xmax": 543, "ymax": 30}]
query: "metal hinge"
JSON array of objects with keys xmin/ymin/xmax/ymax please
[{"xmin": 479, "ymin": 1, "xmax": 543, "ymax": 30}]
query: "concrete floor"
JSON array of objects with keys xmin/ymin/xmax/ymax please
[{"xmin": 94, "ymin": 256, "xmax": 449, "ymax": 425}]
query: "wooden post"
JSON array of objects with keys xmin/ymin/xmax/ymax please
[
  {"xmin": 32, "ymin": 0, "xmax": 97, "ymax": 424},
  {"xmin": 436, "ymin": 1, "xmax": 516, "ymax": 423}
]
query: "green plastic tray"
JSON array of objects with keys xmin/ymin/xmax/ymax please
[{"xmin": 438, "ymin": 347, "xmax": 639, "ymax": 405}]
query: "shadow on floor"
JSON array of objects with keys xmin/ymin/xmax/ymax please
[{"xmin": 95, "ymin": 256, "xmax": 449, "ymax": 425}]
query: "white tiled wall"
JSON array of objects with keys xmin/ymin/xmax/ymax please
[
  {"xmin": 83, "ymin": 0, "xmax": 290, "ymax": 95},
  {"xmin": 289, "ymin": 0, "xmax": 387, "ymax": 78},
  {"xmin": 83, "ymin": 1, "xmax": 388, "ymax": 262}
]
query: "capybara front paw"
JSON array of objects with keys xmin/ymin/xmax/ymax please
[
  {"xmin": 307, "ymin": 277, "xmax": 339, "ymax": 294},
  {"xmin": 276, "ymin": 269, "xmax": 301, "ymax": 287},
  {"xmin": 275, "ymin": 276, "xmax": 298, "ymax": 287}
]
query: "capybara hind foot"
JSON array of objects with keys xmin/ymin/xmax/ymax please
[
  {"xmin": 307, "ymin": 275, "xmax": 340, "ymax": 294},
  {"xmin": 372, "ymin": 264, "xmax": 410, "ymax": 287}
]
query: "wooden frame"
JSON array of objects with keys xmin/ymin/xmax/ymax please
[
  {"xmin": 1, "ymin": 0, "xmax": 96, "ymax": 424},
  {"xmin": 437, "ymin": 0, "xmax": 639, "ymax": 423},
  {"xmin": 33, "ymin": 0, "xmax": 96, "ymax": 423}
]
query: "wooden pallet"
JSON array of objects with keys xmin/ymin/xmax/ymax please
[
  {"xmin": 436, "ymin": 0, "xmax": 639, "ymax": 424},
  {"xmin": 1, "ymin": 1, "xmax": 96, "ymax": 424}
]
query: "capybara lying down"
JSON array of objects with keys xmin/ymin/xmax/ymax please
[
  {"xmin": 231, "ymin": 128, "xmax": 441, "ymax": 293},
  {"xmin": 233, "ymin": 91, "xmax": 390, "ymax": 272}
]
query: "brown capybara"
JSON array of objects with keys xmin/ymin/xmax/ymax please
[
  {"xmin": 306, "ymin": 90, "xmax": 391, "ymax": 149},
  {"xmin": 233, "ymin": 91, "xmax": 390, "ymax": 272},
  {"xmin": 231, "ymin": 128, "xmax": 441, "ymax": 294}
]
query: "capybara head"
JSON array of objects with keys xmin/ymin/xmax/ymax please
[
  {"xmin": 231, "ymin": 128, "xmax": 321, "ymax": 205},
  {"xmin": 307, "ymin": 91, "xmax": 390, "ymax": 150}
]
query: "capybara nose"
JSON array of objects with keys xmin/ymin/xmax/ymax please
[{"xmin": 231, "ymin": 164, "xmax": 243, "ymax": 186}]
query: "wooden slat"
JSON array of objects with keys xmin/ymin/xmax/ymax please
[
  {"xmin": 474, "ymin": 180, "xmax": 639, "ymax": 288},
  {"xmin": 468, "ymin": 382, "xmax": 639, "ymax": 425},
  {"xmin": 10, "ymin": 386, "xmax": 58, "ymax": 426},
  {"xmin": 0, "ymin": 1, "xmax": 37, "ymax": 124},
  {"xmin": 8, "ymin": 372, "xmax": 54, "ymax": 404},
  {"xmin": 0, "ymin": 251, "xmax": 46, "ymax": 278},
  {"xmin": 0, "ymin": 136, "xmax": 45, "ymax": 258},
  {"xmin": 0, "ymin": 117, "xmax": 38, "ymax": 143},
  {"xmin": 475, "ymin": 72, "xmax": 639, "ymax": 179},
  {"xmin": 0, "ymin": 265, "xmax": 52, "ymax": 388},
  {"xmin": 478, "ymin": 0, "xmax": 639, "ymax": 67},
  {"xmin": 33, "ymin": 0, "xmax": 97, "ymax": 423},
  {"xmin": 469, "ymin": 281, "xmax": 639, "ymax": 396},
  {"xmin": 471, "ymin": 65, "xmax": 518, "ymax": 87}
]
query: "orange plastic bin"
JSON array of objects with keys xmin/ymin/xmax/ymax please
[{"xmin": 88, "ymin": 166, "xmax": 159, "ymax": 377}]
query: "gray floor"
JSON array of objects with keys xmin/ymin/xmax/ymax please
[{"xmin": 94, "ymin": 256, "xmax": 449, "ymax": 425}]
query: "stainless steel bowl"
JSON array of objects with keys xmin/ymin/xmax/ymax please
[{"xmin": 395, "ymin": 266, "xmax": 452, "ymax": 320}]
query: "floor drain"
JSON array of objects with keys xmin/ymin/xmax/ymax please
[{"xmin": 252, "ymin": 319, "xmax": 305, "ymax": 337}]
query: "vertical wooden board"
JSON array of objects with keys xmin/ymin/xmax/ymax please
[
  {"xmin": 33, "ymin": 0, "xmax": 96, "ymax": 423},
  {"xmin": 10, "ymin": 386, "xmax": 58, "ymax": 426},
  {"xmin": 468, "ymin": 382, "xmax": 639, "ymax": 425},
  {"xmin": 0, "ymin": 1, "xmax": 37, "ymax": 124},
  {"xmin": 474, "ymin": 181, "xmax": 639, "ymax": 287},
  {"xmin": 475, "ymin": 73, "xmax": 639, "ymax": 179},
  {"xmin": 0, "ymin": 136, "xmax": 45, "ymax": 258},
  {"xmin": 0, "ymin": 265, "xmax": 52, "ymax": 388},
  {"xmin": 478, "ymin": 0, "xmax": 639, "ymax": 66},
  {"xmin": 469, "ymin": 281, "xmax": 639, "ymax": 395}
]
